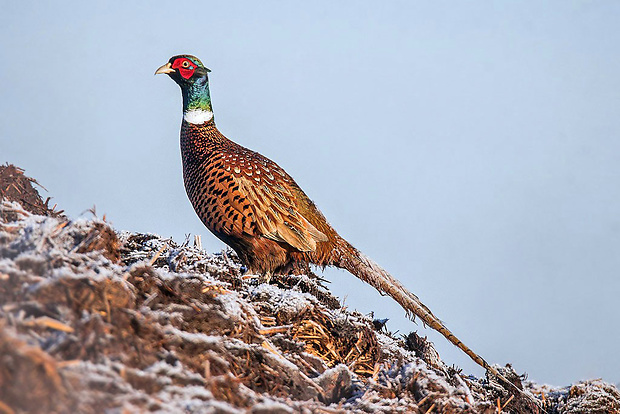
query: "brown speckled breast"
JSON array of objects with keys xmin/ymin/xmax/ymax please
[{"xmin": 180, "ymin": 121, "xmax": 339, "ymax": 274}]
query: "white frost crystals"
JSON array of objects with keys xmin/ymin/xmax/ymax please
[{"xmin": 183, "ymin": 109, "xmax": 213, "ymax": 124}]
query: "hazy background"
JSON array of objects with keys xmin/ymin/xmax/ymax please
[{"xmin": 2, "ymin": 2, "xmax": 619, "ymax": 386}]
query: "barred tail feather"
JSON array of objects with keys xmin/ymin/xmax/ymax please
[
  {"xmin": 334, "ymin": 242, "xmax": 543, "ymax": 409},
  {"xmin": 331, "ymin": 239, "xmax": 542, "ymax": 408},
  {"xmin": 335, "ymin": 241, "xmax": 492, "ymax": 372}
]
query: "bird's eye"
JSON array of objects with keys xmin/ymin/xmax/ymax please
[{"xmin": 182, "ymin": 60, "xmax": 190, "ymax": 68}]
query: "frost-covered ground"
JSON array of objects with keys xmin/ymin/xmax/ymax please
[{"xmin": 0, "ymin": 165, "xmax": 619, "ymax": 413}]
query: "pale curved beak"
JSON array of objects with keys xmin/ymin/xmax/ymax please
[{"xmin": 154, "ymin": 62, "xmax": 175, "ymax": 75}]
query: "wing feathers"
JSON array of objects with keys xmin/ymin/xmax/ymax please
[{"xmin": 232, "ymin": 169, "xmax": 326, "ymax": 252}]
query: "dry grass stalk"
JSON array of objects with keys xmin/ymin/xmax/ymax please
[
  {"xmin": 424, "ymin": 402, "xmax": 436, "ymax": 413},
  {"xmin": 258, "ymin": 325, "xmax": 291, "ymax": 336},
  {"xmin": 147, "ymin": 243, "xmax": 168, "ymax": 266},
  {"xmin": 21, "ymin": 316, "xmax": 75, "ymax": 333},
  {"xmin": 0, "ymin": 400, "xmax": 15, "ymax": 414},
  {"xmin": 259, "ymin": 315, "xmax": 277, "ymax": 327},
  {"xmin": 201, "ymin": 281, "xmax": 230, "ymax": 295},
  {"xmin": 496, "ymin": 394, "xmax": 514, "ymax": 413},
  {"xmin": 291, "ymin": 309, "xmax": 378, "ymax": 376}
]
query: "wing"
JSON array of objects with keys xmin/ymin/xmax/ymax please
[{"xmin": 217, "ymin": 148, "xmax": 327, "ymax": 252}]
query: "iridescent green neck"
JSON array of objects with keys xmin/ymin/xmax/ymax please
[{"xmin": 182, "ymin": 76, "xmax": 214, "ymax": 124}]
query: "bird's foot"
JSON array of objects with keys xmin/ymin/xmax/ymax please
[{"xmin": 258, "ymin": 272, "xmax": 273, "ymax": 284}]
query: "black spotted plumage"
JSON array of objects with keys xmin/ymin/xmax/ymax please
[{"xmin": 180, "ymin": 121, "xmax": 332, "ymax": 274}]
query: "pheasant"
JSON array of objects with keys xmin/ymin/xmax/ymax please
[{"xmin": 155, "ymin": 55, "xmax": 528, "ymax": 397}]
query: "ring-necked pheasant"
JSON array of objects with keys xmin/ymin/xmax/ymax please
[{"xmin": 155, "ymin": 54, "xmax": 527, "ymax": 396}]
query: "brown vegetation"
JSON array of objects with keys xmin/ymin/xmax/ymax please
[{"xmin": 0, "ymin": 164, "xmax": 618, "ymax": 413}]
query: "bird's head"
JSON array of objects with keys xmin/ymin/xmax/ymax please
[
  {"xmin": 155, "ymin": 54, "xmax": 215, "ymax": 123},
  {"xmin": 155, "ymin": 55, "xmax": 211, "ymax": 87}
]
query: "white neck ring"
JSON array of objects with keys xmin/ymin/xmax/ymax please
[{"xmin": 184, "ymin": 109, "xmax": 213, "ymax": 124}]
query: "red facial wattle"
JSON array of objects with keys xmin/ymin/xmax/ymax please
[{"xmin": 171, "ymin": 58, "xmax": 197, "ymax": 79}]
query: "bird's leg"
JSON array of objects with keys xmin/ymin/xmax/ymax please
[{"xmin": 258, "ymin": 271, "xmax": 273, "ymax": 284}]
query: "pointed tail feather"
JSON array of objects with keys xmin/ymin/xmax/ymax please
[
  {"xmin": 334, "ymin": 240, "xmax": 492, "ymax": 372},
  {"xmin": 332, "ymin": 240, "xmax": 545, "ymax": 410}
]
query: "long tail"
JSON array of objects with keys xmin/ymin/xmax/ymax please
[
  {"xmin": 334, "ymin": 239, "xmax": 491, "ymax": 371},
  {"xmin": 333, "ymin": 239, "xmax": 541, "ymax": 408}
]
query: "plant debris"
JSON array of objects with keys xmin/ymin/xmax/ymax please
[
  {"xmin": 0, "ymin": 164, "xmax": 618, "ymax": 413},
  {"xmin": 0, "ymin": 163, "xmax": 64, "ymax": 221}
]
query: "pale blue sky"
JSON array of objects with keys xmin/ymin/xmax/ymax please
[{"xmin": 2, "ymin": 2, "xmax": 620, "ymax": 386}]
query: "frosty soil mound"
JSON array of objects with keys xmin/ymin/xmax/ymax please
[{"xmin": 0, "ymin": 164, "xmax": 618, "ymax": 413}]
